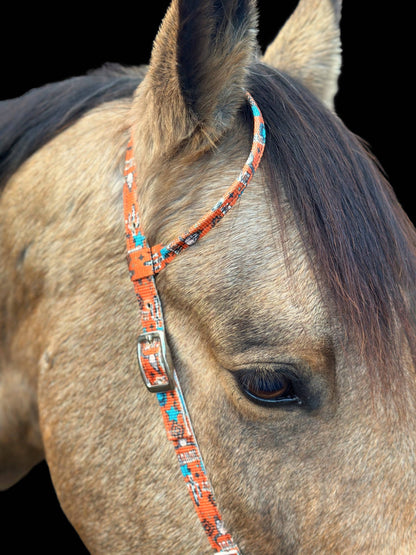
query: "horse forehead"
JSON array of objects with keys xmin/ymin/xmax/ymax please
[{"xmin": 163, "ymin": 172, "xmax": 327, "ymax": 348}]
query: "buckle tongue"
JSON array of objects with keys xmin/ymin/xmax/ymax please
[{"xmin": 137, "ymin": 330, "xmax": 174, "ymax": 392}]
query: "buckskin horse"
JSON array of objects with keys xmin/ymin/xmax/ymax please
[{"xmin": 1, "ymin": 0, "xmax": 415, "ymax": 553}]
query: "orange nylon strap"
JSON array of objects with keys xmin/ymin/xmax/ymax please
[{"xmin": 123, "ymin": 92, "xmax": 265, "ymax": 553}]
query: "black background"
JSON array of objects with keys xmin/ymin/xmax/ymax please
[{"xmin": 0, "ymin": 1, "xmax": 410, "ymax": 552}]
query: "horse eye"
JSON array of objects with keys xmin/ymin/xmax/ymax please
[{"xmin": 236, "ymin": 369, "xmax": 302, "ymax": 407}]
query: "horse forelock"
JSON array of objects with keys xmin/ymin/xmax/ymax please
[{"xmin": 246, "ymin": 63, "xmax": 416, "ymax": 393}]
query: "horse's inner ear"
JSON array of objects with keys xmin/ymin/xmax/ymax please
[
  {"xmin": 142, "ymin": 0, "xmax": 258, "ymax": 147},
  {"xmin": 262, "ymin": 0, "xmax": 342, "ymax": 111}
]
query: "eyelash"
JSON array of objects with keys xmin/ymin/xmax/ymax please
[{"xmin": 235, "ymin": 367, "xmax": 303, "ymax": 407}]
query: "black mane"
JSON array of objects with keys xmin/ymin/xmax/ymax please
[
  {"xmin": 0, "ymin": 64, "xmax": 145, "ymax": 191},
  {"xmin": 246, "ymin": 64, "xmax": 416, "ymax": 383}
]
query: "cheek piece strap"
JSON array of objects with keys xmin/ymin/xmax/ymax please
[{"xmin": 123, "ymin": 92, "xmax": 266, "ymax": 554}]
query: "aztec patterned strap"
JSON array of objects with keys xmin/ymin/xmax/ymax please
[{"xmin": 123, "ymin": 92, "xmax": 266, "ymax": 553}]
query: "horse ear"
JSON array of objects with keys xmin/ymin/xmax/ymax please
[
  {"xmin": 140, "ymin": 0, "xmax": 258, "ymax": 149},
  {"xmin": 262, "ymin": 0, "xmax": 342, "ymax": 110}
]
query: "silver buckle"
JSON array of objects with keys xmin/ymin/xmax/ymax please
[{"xmin": 137, "ymin": 330, "xmax": 174, "ymax": 392}]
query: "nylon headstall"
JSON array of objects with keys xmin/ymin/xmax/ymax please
[{"xmin": 123, "ymin": 92, "xmax": 266, "ymax": 554}]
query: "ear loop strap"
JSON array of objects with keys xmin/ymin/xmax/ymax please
[
  {"xmin": 124, "ymin": 92, "xmax": 266, "ymax": 280},
  {"xmin": 123, "ymin": 92, "xmax": 265, "ymax": 553}
]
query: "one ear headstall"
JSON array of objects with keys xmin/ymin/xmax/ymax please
[{"xmin": 123, "ymin": 91, "xmax": 265, "ymax": 554}]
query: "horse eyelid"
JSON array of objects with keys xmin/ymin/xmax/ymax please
[{"xmin": 233, "ymin": 367, "xmax": 304, "ymax": 407}]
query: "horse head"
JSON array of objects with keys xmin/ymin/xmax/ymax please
[{"xmin": 1, "ymin": 1, "xmax": 415, "ymax": 552}]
